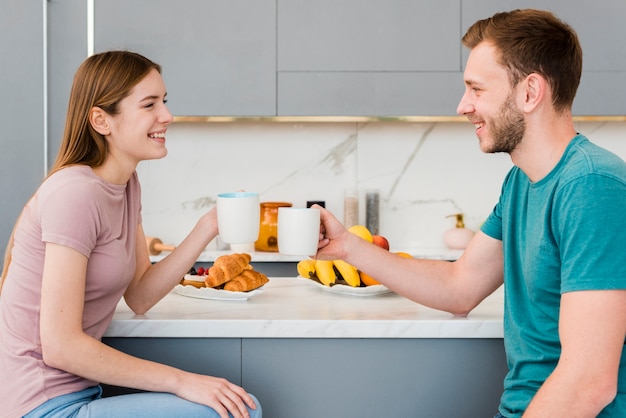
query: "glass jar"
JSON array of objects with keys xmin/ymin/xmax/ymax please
[
  {"xmin": 255, "ymin": 202, "xmax": 292, "ymax": 252},
  {"xmin": 365, "ymin": 190, "xmax": 380, "ymax": 235},
  {"xmin": 343, "ymin": 189, "xmax": 359, "ymax": 228}
]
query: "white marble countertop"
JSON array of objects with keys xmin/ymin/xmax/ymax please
[
  {"xmin": 104, "ymin": 277, "xmax": 503, "ymax": 339},
  {"xmin": 150, "ymin": 248, "xmax": 463, "ymax": 263}
]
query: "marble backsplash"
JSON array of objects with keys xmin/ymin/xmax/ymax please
[{"xmin": 137, "ymin": 121, "xmax": 626, "ymax": 251}]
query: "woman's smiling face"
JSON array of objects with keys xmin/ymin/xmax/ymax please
[{"xmin": 105, "ymin": 68, "xmax": 173, "ymax": 165}]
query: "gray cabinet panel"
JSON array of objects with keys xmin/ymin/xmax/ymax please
[
  {"xmin": 1, "ymin": 0, "xmax": 46, "ymax": 257},
  {"xmin": 242, "ymin": 338, "xmax": 507, "ymax": 418},
  {"xmin": 278, "ymin": 72, "xmax": 464, "ymax": 116},
  {"xmin": 278, "ymin": 0, "xmax": 461, "ymax": 71},
  {"xmin": 277, "ymin": 0, "xmax": 463, "ymax": 116},
  {"xmin": 575, "ymin": 72, "xmax": 626, "ymax": 116},
  {"xmin": 95, "ymin": 0, "xmax": 276, "ymax": 116}
]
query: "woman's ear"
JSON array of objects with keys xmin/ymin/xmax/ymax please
[
  {"xmin": 89, "ymin": 107, "xmax": 111, "ymax": 135},
  {"xmin": 522, "ymin": 73, "xmax": 546, "ymax": 112}
]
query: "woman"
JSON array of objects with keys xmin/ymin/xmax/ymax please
[{"xmin": 0, "ymin": 51, "xmax": 261, "ymax": 418}]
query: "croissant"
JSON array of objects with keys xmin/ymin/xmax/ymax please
[
  {"xmin": 223, "ymin": 269, "xmax": 269, "ymax": 292},
  {"xmin": 205, "ymin": 253, "xmax": 252, "ymax": 288}
]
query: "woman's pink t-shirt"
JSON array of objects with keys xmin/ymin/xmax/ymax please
[{"xmin": 0, "ymin": 165, "xmax": 142, "ymax": 417}]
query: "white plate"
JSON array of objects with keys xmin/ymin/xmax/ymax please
[
  {"xmin": 174, "ymin": 283, "xmax": 265, "ymax": 301},
  {"xmin": 296, "ymin": 276, "xmax": 392, "ymax": 297}
]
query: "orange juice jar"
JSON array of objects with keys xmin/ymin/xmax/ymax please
[{"xmin": 255, "ymin": 202, "xmax": 292, "ymax": 252}]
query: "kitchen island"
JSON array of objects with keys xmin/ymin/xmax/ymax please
[{"xmin": 103, "ymin": 277, "xmax": 507, "ymax": 417}]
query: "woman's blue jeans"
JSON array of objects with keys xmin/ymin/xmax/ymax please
[{"xmin": 23, "ymin": 386, "xmax": 262, "ymax": 418}]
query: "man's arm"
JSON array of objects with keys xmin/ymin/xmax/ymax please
[
  {"xmin": 317, "ymin": 206, "xmax": 505, "ymax": 315},
  {"xmin": 524, "ymin": 289, "xmax": 626, "ymax": 417}
]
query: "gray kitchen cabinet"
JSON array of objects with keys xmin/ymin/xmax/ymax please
[
  {"xmin": 243, "ymin": 338, "xmax": 508, "ymax": 417},
  {"xmin": 279, "ymin": 0, "xmax": 626, "ymax": 117},
  {"xmin": 0, "ymin": 1, "xmax": 46, "ymax": 258},
  {"xmin": 462, "ymin": 0, "xmax": 626, "ymax": 115},
  {"xmin": 94, "ymin": 0, "xmax": 276, "ymax": 117},
  {"xmin": 103, "ymin": 337, "xmax": 508, "ymax": 417},
  {"xmin": 84, "ymin": 0, "xmax": 626, "ymax": 117},
  {"xmin": 277, "ymin": 0, "xmax": 465, "ymax": 116},
  {"xmin": 278, "ymin": 0, "xmax": 460, "ymax": 71},
  {"xmin": 278, "ymin": 71, "xmax": 464, "ymax": 116}
]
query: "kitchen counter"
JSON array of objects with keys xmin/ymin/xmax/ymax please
[
  {"xmin": 104, "ymin": 277, "xmax": 503, "ymax": 339},
  {"xmin": 149, "ymin": 247, "xmax": 464, "ymax": 263},
  {"xmin": 103, "ymin": 277, "xmax": 507, "ymax": 417}
]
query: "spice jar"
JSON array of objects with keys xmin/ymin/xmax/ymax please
[
  {"xmin": 255, "ymin": 202, "xmax": 292, "ymax": 252},
  {"xmin": 343, "ymin": 190, "xmax": 359, "ymax": 228}
]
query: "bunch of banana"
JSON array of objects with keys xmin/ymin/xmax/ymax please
[
  {"xmin": 315, "ymin": 260, "xmax": 337, "ymax": 286},
  {"xmin": 297, "ymin": 259, "xmax": 361, "ymax": 287},
  {"xmin": 297, "ymin": 259, "xmax": 317, "ymax": 280},
  {"xmin": 333, "ymin": 259, "xmax": 360, "ymax": 287}
]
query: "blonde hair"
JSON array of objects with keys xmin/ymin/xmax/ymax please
[{"xmin": 1, "ymin": 51, "xmax": 161, "ymax": 293}]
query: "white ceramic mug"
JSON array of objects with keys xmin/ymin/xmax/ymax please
[
  {"xmin": 216, "ymin": 192, "xmax": 260, "ymax": 244},
  {"xmin": 277, "ymin": 207, "xmax": 320, "ymax": 256}
]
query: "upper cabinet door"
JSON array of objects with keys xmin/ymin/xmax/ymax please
[
  {"xmin": 95, "ymin": 0, "xmax": 277, "ymax": 116},
  {"xmin": 278, "ymin": 0, "xmax": 460, "ymax": 72},
  {"xmin": 92, "ymin": 0, "xmax": 626, "ymax": 117},
  {"xmin": 277, "ymin": 0, "xmax": 464, "ymax": 116}
]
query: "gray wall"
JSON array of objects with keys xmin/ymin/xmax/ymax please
[
  {"xmin": 1, "ymin": 1, "xmax": 46, "ymax": 259},
  {"xmin": 46, "ymin": 0, "xmax": 88, "ymax": 169},
  {"xmin": 1, "ymin": 0, "xmax": 87, "ymax": 259}
]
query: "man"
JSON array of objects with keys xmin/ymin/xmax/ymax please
[{"xmin": 315, "ymin": 9, "xmax": 626, "ymax": 417}]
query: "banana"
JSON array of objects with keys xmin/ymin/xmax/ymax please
[
  {"xmin": 315, "ymin": 260, "xmax": 337, "ymax": 286},
  {"xmin": 297, "ymin": 259, "xmax": 317, "ymax": 279},
  {"xmin": 333, "ymin": 259, "xmax": 360, "ymax": 287}
]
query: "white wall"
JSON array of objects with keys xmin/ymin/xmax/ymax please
[{"xmin": 137, "ymin": 121, "xmax": 626, "ymax": 252}]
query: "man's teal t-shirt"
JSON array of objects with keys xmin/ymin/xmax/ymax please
[{"xmin": 481, "ymin": 134, "xmax": 626, "ymax": 417}]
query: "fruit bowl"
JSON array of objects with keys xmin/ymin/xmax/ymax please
[{"xmin": 296, "ymin": 276, "xmax": 392, "ymax": 297}]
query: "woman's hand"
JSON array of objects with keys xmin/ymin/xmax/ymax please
[
  {"xmin": 175, "ymin": 372, "xmax": 258, "ymax": 418},
  {"xmin": 126, "ymin": 206, "xmax": 219, "ymax": 314},
  {"xmin": 197, "ymin": 205, "xmax": 219, "ymax": 239}
]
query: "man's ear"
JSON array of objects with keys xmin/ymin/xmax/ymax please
[
  {"xmin": 89, "ymin": 107, "xmax": 111, "ymax": 135},
  {"xmin": 522, "ymin": 73, "xmax": 546, "ymax": 112}
]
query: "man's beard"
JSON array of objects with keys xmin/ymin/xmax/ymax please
[{"xmin": 485, "ymin": 93, "xmax": 525, "ymax": 154}]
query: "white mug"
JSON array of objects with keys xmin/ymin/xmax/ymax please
[
  {"xmin": 277, "ymin": 207, "xmax": 320, "ymax": 256},
  {"xmin": 216, "ymin": 192, "xmax": 260, "ymax": 244}
]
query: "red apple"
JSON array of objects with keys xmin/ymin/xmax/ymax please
[{"xmin": 372, "ymin": 235, "xmax": 390, "ymax": 250}]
